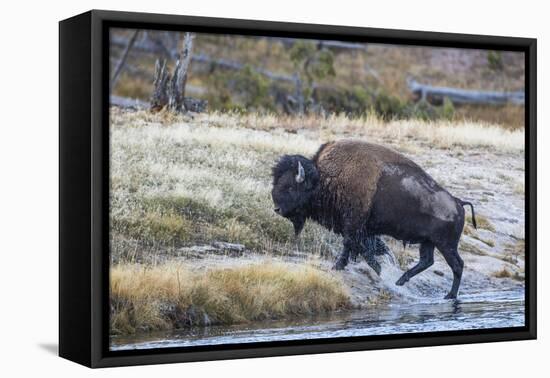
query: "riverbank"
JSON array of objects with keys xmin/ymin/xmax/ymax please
[{"xmin": 110, "ymin": 261, "xmax": 350, "ymax": 335}]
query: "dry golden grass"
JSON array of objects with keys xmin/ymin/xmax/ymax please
[
  {"xmin": 478, "ymin": 237, "xmax": 495, "ymax": 248},
  {"xmin": 492, "ymin": 264, "xmax": 524, "ymax": 281},
  {"xmin": 459, "ymin": 240, "xmax": 488, "ymax": 256},
  {"xmin": 513, "ymin": 181, "xmax": 525, "ymax": 195},
  {"xmin": 367, "ymin": 288, "xmax": 393, "ymax": 306},
  {"xmin": 493, "ymin": 267, "xmax": 513, "ymax": 279},
  {"xmin": 467, "ymin": 213, "xmax": 496, "ymax": 232},
  {"xmin": 465, "ymin": 227, "xmax": 496, "ymax": 248},
  {"xmin": 454, "ymin": 104, "xmax": 524, "ymax": 131},
  {"xmin": 395, "ymin": 249, "xmax": 415, "ymax": 271},
  {"xmin": 205, "ymin": 112, "xmax": 524, "ymax": 151},
  {"xmin": 110, "ymin": 262, "xmax": 351, "ymax": 334},
  {"xmin": 112, "ymin": 109, "xmax": 524, "ymax": 152},
  {"xmin": 501, "ymin": 239, "xmax": 525, "ymax": 265}
]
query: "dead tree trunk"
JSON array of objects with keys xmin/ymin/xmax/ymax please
[
  {"xmin": 110, "ymin": 30, "xmax": 139, "ymax": 92},
  {"xmin": 168, "ymin": 32, "xmax": 195, "ymax": 111},
  {"xmin": 150, "ymin": 59, "xmax": 170, "ymax": 112},
  {"xmin": 149, "ymin": 33, "xmax": 206, "ymax": 113}
]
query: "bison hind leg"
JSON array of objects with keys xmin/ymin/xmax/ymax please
[
  {"xmin": 396, "ymin": 242, "xmax": 434, "ymax": 286},
  {"xmin": 437, "ymin": 245, "xmax": 464, "ymax": 299}
]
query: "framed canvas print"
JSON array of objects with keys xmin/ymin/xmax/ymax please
[{"xmin": 59, "ymin": 10, "xmax": 537, "ymax": 368}]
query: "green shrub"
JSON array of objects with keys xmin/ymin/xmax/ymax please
[
  {"xmin": 488, "ymin": 50, "xmax": 504, "ymax": 71},
  {"xmin": 373, "ymin": 91, "xmax": 407, "ymax": 120},
  {"xmin": 289, "ymin": 41, "xmax": 316, "ymax": 67},
  {"xmin": 233, "ymin": 65, "xmax": 273, "ymax": 110},
  {"xmin": 205, "ymin": 67, "xmax": 274, "ymax": 112},
  {"xmin": 441, "ymin": 97, "xmax": 456, "ymax": 120},
  {"xmin": 402, "ymin": 98, "xmax": 455, "ymax": 121}
]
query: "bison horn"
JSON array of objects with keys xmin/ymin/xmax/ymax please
[{"xmin": 296, "ymin": 161, "xmax": 305, "ymax": 183}]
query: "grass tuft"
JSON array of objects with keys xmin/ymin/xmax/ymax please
[
  {"xmin": 467, "ymin": 214, "xmax": 496, "ymax": 232},
  {"xmin": 492, "ymin": 266, "xmax": 524, "ymax": 281},
  {"xmin": 110, "ymin": 262, "xmax": 351, "ymax": 334},
  {"xmin": 493, "ymin": 267, "xmax": 513, "ymax": 279}
]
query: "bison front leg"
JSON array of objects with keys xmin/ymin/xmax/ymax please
[
  {"xmin": 332, "ymin": 236, "xmax": 354, "ymax": 270},
  {"xmin": 333, "ymin": 235, "xmax": 383, "ymax": 275},
  {"xmin": 359, "ymin": 236, "xmax": 386, "ymax": 276}
]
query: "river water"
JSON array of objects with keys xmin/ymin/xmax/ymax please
[{"xmin": 110, "ymin": 289, "xmax": 524, "ymax": 351}]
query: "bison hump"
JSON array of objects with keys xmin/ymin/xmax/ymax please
[{"xmin": 314, "ymin": 139, "xmax": 403, "ymax": 217}]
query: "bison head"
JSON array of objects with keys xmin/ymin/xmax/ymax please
[{"xmin": 271, "ymin": 155, "xmax": 319, "ymax": 236}]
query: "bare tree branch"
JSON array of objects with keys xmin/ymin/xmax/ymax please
[{"xmin": 110, "ymin": 30, "xmax": 140, "ymax": 92}]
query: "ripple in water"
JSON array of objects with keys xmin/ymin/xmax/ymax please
[{"xmin": 110, "ymin": 289, "xmax": 525, "ymax": 351}]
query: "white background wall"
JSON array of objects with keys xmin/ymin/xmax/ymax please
[{"xmin": 0, "ymin": 0, "xmax": 546, "ymax": 375}]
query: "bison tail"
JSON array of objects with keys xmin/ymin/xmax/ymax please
[{"xmin": 459, "ymin": 199, "xmax": 477, "ymax": 229}]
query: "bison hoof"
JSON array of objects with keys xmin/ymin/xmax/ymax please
[
  {"xmin": 369, "ymin": 261, "xmax": 382, "ymax": 276},
  {"xmin": 444, "ymin": 293, "xmax": 457, "ymax": 300},
  {"xmin": 332, "ymin": 258, "xmax": 348, "ymax": 271},
  {"xmin": 395, "ymin": 275, "xmax": 408, "ymax": 286}
]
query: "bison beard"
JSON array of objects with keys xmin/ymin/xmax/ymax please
[
  {"xmin": 271, "ymin": 139, "xmax": 476, "ymax": 299},
  {"xmin": 288, "ymin": 212, "xmax": 306, "ymax": 236}
]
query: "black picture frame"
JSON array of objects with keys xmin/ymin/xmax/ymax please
[{"xmin": 59, "ymin": 9, "xmax": 537, "ymax": 368}]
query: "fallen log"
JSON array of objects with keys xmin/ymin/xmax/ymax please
[
  {"xmin": 264, "ymin": 37, "xmax": 368, "ymax": 52},
  {"xmin": 110, "ymin": 95, "xmax": 149, "ymax": 110},
  {"xmin": 110, "ymin": 95, "xmax": 206, "ymax": 113},
  {"xmin": 408, "ymin": 79, "xmax": 524, "ymax": 106}
]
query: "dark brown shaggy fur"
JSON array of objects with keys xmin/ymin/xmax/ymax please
[{"xmin": 311, "ymin": 139, "xmax": 420, "ymax": 230}]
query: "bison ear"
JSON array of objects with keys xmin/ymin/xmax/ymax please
[{"xmin": 295, "ymin": 161, "xmax": 305, "ymax": 183}]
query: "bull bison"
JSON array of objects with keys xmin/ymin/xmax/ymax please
[{"xmin": 271, "ymin": 139, "xmax": 476, "ymax": 299}]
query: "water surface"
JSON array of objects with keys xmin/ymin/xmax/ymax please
[{"xmin": 111, "ymin": 289, "xmax": 524, "ymax": 351}]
